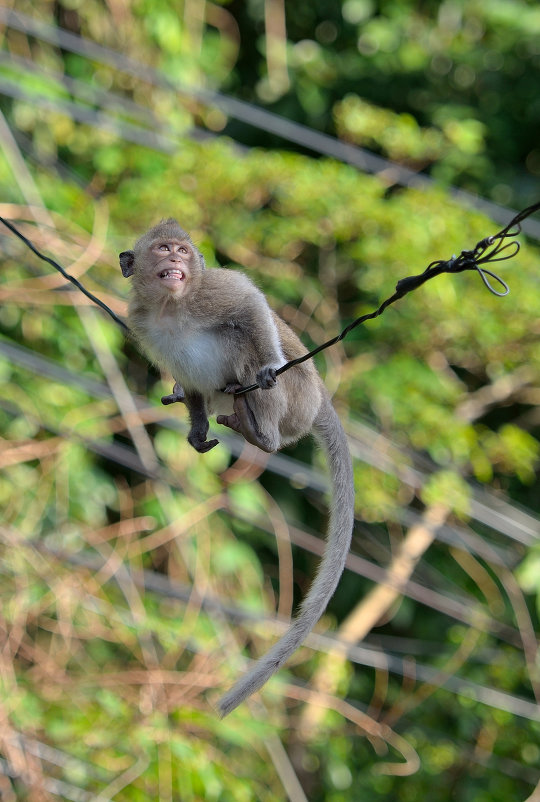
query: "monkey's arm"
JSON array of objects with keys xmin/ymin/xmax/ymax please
[
  {"xmin": 221, "ymin": 294, "xmax": 286, "ymax": 381},
  {"xmin": 213, "ymin": 309, "xmax": 285, "ymax": 452}
]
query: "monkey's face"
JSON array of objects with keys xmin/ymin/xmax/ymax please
[
  {"xmin": 120, "ymin": 221, "xmax": 206, "ymax": 301},
  {"xmin": 148, "ymin": 237, "xmax": 196, "ymax": 298}
]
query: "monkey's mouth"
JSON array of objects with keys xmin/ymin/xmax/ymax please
[{"xmin": 158, "ymin": 268, "xmax": 185, "ymax": 282}]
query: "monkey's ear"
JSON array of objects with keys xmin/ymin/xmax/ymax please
[
  {"xmin": 119, "ymin": 250, "xmax": 135, "ymax": 277},
  {"xmin": 197, "ymin": 251, "xmax": 206, "ymax": 270}
]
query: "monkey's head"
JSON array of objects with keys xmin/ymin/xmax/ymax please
[{"xmin": 119, "ymin": 219, "xmax": 206, "ymax": 299}]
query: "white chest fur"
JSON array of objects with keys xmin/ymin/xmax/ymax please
[{"xmin": 139, "ymin": 317, "xmax": 231, "ymax": 394}]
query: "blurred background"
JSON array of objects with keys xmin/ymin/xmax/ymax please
[{"xmin": 0, "ymin": 1, "xmax": 539, "ymax": 800}]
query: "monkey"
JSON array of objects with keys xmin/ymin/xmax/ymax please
[{"xmin": 119, "ymin": 219, "xmax": 355, "ymax": 716}]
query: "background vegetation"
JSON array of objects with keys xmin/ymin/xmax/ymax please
[{"xmin": 0, "ymin": 1, "xmax": 539, "ymax": 800}]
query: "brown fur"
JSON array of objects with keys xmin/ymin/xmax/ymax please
[{"xmin": 120, "ymin": 220, "xmax": 355, "ymax": 714}]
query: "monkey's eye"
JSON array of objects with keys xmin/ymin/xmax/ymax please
[
  {"xmin": 179, "ymin": 246, "xmax": 189, "ymax": 254},
  {"xmin": 158, "ymin": 244, "xmax": 170, "ymax": 251}
]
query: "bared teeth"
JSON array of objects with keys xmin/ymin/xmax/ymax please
[{"xmin": 160, "ymin": 269, "xmax": 184, "ymax": 279}]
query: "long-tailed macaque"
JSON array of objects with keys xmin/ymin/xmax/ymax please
[{"xmin": 119, "ymin": 219, "xmax": 354, "ymax": 716}]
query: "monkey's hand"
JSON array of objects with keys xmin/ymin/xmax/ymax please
[
  {"xmin": 256, "ymin": 366, "xmax": 277, "ymax": 389},
  {"xmin": 223, "ymin": 382, "xmax": 242, "ymax": 394},
  {"xmin": 161, "ymin": 381, "xmax": 186, "ymax": 405}
]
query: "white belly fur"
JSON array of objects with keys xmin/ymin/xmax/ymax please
[
  {"xmin": 141, "ymin": 322, "xmax": 235, "ymax": 401},
  {"xmin": 170, "ymin": 331, "xmax": 228, "ymax": 389}
]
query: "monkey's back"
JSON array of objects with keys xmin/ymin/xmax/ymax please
[{"xmin": 270, "ymin": 313, "xmax": 324, "ymax": 446}]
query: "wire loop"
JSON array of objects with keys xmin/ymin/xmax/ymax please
[
  {"xmin": 476, "ymin": 267, "xmax": 510, "ymax": 297},
  {"xmin": 233, "ymin": 199, "xmax": 540, "ymax": 395}
]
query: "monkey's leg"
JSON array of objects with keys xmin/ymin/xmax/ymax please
[
  {"xmin": 161, "ymin": 381, "xmax": 186, "ymax": 406},
  {"xmin": 217, "ymin": 386, "xmax": 277, "ymax": 453},
  {"xmin": 184, "ymin": 391, "xmax": 219, "ymax": 453}
]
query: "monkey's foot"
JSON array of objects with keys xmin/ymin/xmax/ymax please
[
  {"xmin": 217, "ymin": 394, "xmax": 275, "ymax": 453},
  {"xmin": 161, "ymin": 382, "xmax": 186, "ymax": 405},
  {"xmin": 188, "ymin": 434, "xmax": 219, "ymax": 453}
]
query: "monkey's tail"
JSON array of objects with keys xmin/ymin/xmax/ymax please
[{"xmin": 217, "ymin": 393, "xmax": 354, "ymax": 717}]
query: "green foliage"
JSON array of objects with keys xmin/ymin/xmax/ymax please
[
  {"xmin": 0, "ymin": 1, "xmax": 539, "ymax": 800},
  {"xmin": 334, "ymin": 95, "xmax": 447, "ymax": 163},
  {"xmin": 517, "ymin": 545, "xmax": 540, "ymax": 617},
  {"xmin": 421, "ymin": 470, "xmax": 472, "ymax": 518}
]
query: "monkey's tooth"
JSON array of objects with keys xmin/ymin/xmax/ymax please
[{"xmin": 159, "ymin": 269, "xmax": 185, "ymax": 279}]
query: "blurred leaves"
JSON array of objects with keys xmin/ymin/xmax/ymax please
[
  {"xmin": 421, "ymin": 470, "xmax": 471, "ymax": 518},
  {"xmin": 0, "ymin": 1, "xmax": 539, "ymax": 800}
]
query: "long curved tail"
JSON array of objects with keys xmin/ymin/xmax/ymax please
[{"xmin": 218, "ymin": 394, "xmax": 355, "ymax": 716}]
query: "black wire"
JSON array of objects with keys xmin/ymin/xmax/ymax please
[
  {"xmin": 234, "ymin": 200, "xmax": 540, "ymax": 395},
  {"xmin": 1, "ymin": 201, "xmax": 539, "ymax": 395},
  {"xmin": 0, "ymin": 216, "xmax": 130, "ymax": 333}
]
